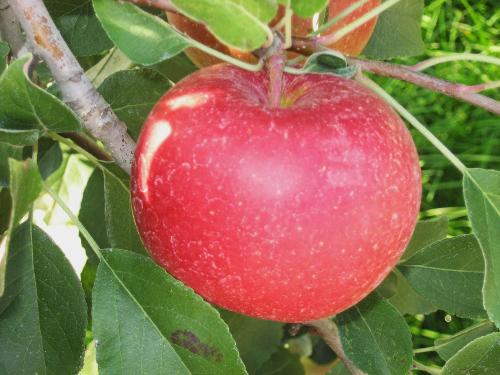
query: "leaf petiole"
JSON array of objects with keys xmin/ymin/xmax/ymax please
[{"xmin": 42, "ymin": 179, "xmax": 102, "ymax": 260}]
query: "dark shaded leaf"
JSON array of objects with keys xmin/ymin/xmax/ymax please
[
  {"xmin": 37, "ymin": 138, "xmax": 63, "ymax": 180},
  {"xmin": 220, "ymin": 309, "xmax": 283, "ymax": 373},
  {"xmin": 401, "ymin": 216, "xmax": 448, "ymax": 261},
  {"xmin": 103, "ymin": 171, "xmax": 147, "ymax": 255},
  {"xmin": 256, "ymin": 348, "xmax": 304, "ymax": 375},
  {"xmin": 151, "ymin": 53, "xmax": 198, "ymax": 83},
  {"xmin": 98, "ymin": 69, "xmax": 172, "ymax": 140},
  {"xmin": 0, "ymin": 222, "xmax": 87, "ymax": 375},
  {"xmin": 363, "ymin": 0, "xmax": 425, "ymax": 59},
  {"xmin": 335, "ymin": 293, "xmax": 413, "ymax": 375},
  {"xmin": 399, "ymin": 234, "xmax": 486, "ymax": 319},
  {"xmin": 45, "ymin": 0, "xmax": 113, "ymax": 56},
  {"xmin": 0, "ymin": 42, "xmax": 9, "ymax": 74}
]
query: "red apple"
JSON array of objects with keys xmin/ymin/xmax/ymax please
[
  {"xmin": 167, "ymin": 0, "xmax": 380, "ymax": 68},
  {"xmin": 131, "ymin": 64, "xmax": 421, "ymax": 322}
]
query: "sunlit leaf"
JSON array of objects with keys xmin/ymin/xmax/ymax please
[
  {"xmin": 93, "ymin": 0, "xmax": 188, "ymax": 65},
  {"xmin": 171, "ymin": 0, "xmax": 277, "ymax": 51}
]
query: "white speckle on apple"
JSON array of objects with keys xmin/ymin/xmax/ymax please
[{"xmin": 168, "ymin": 93, "xmax": 209, "ymax": 110}]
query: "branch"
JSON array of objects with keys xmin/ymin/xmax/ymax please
[
  {"xmin": 348, "ymin": 58, "xmax": 500, "ymax": 115},
  {"xmin": 306, "ymin": 319, "xmax": 366, "ymax": 375},
  {"xmin": 8, "ymin": 0, "xmax": 136, "ymax": 174},
  {"xmin": 290, "ymin": 38, "xmax": 500, "ymax": 115},
  {"xmin": 61, "ymin": 132, "xmax": 113, "ymax": 162},
  {"xmin": 0, "ymin": 0, "xmax": 24, "ymax": 56}
]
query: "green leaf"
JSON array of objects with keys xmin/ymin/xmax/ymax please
[
  {"xmin": 401, "ymin": 216, "xmax": 449, "ymax": 261},
  {"xmin": 86, "ymin": 47, "xmax": 133, "ymax": 87},
  {"xmin": 0, "ymin": 189, "xmax": 11, "ymax": 235},
  {"xmin": 37, "ymin": 138, "xmax": 63, "ymax": 180},
  {"xmin": 0, "ymin": 128, "xmax": 40, "ymax": 146},
  {"xmin": 0, "ymin": 158, "xmax": 43, "ymax": 294},
  {"xmin": 256, "ymin": 348, "xmax": 304, "ymax": 375},
  {"xmin": 171, "ymin": 0, "xmax": 276, "ymax": 51},
  {"xmin": 363, "ymin": 0, "xmax": 425, "ymax": 59},
  {"xmin": 103, "ymin": 171, "xmax": 147, "ymax": 255},
  {"xmin": 0, "ymin": 55, "xmax": 81, "ymax": 134},
  {"xmin": 0, "ymin": 42, "xmax": 9, "ymax": 74},
  {"xmin": 8, "ymin": 158, "xmax": 42, "ymax": 227},
  {"xmin": 92, "ymin": 249, "xmax": 247, "ymax": 375},
  {"xmin": 93, "ymin": 0, "xmax": 188, "ymax": 65},
  {"xmin": 151, "ymin": 53, "xmax": 198, "ymax": 83},
  {"xmin": 381, "ymin": 218, "xmax": 448, "ymax": 314},
  {"xmin": 387, "ymin": 268, "xmax": 437, "ymax": 315},
  {"xmin": 291, "ymin": 0, "xmax": 328, "ymax": 18},
  {"xmin": 463, "ymin": 168, "xmax": 500, "ymax": 327},
  {"xmin": 0, "ymin": 143, "xmax": 22, "ymax": 187},
  {"xmin": 335, "ymin": 293, "xmax": 413, "ymax": 375},
  {"xmin": 377, "ymin": 270, "xmax": 398, "ymax": 298},
  {"xmin": 442, "ymin": 332, "xmax": 500, "ymax": 375},
  {"xmin": 399, "ymin": 234, "xmax": 486, "ymax": 319},
  {"xmin": 434, "ymin": 321, "xmax": 498, "ymax": 361},
  {"xmin": 220, "ymin": 309, "xmax": 283, "ymax": 373},
  {"xmin": 45, "ymin": 0, "xmax": 112, "ymax": 56},
  {"xmin": 79, "ymin": 169, "xmax": 110, "ymax": 264},
  {"xmin": 291, "ymin": 51, "xmax": 357, "ymax": 78},
  {"xmin": 80, "ymin": 341, "xmax": 99, "ymax": 375},
  {"xmin": 0, "ymin": 222, "xmax": 87, "ymax": 375},
  {"xmin": 78, "ymin": 168, "xmax": 109, "ymax": 316},
  {"xmin": 98, "ymin": 69, "xmax": 172, "ymax": 140}
]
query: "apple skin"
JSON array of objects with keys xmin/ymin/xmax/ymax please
[
  {"xmin": 167, "ymin": 0, "xmax": 380, "ymax": 68},
  {"xmin": 131, "ymin": 64, "xmax": 421, "ymax": 322}
]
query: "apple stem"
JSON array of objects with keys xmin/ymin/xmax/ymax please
[
  {"xmin": 266, "ymin": 52, "xmax": 286, "ymax": 108},
  {"xmin": 264, "ymin": 32, "xmax": 286, "ymax": 108}
]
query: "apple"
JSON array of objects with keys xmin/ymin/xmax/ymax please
[
  {"xmin": 131, "ymin": 64, "xmax": 421, "ymax": 322},
  {"xmin": 167, "ymin": 0, "xmax": 381, "ymax": 68}
]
